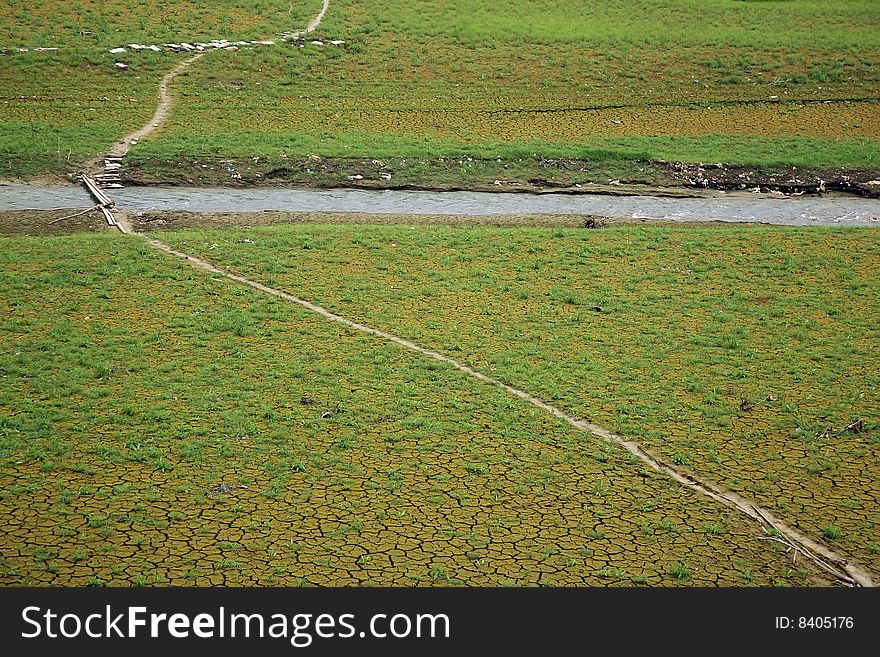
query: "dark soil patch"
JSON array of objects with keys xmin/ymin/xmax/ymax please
[
  {"xmin": 120, "ymin": 155, "xmax": 880, "ymax": 198},
  {"xmin": 0, "ymin": 209, "xmax": 114, "ymax": 236}
]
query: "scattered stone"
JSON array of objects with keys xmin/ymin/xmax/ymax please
[
  {"xmin": 843, "ymin": 419, "xmax": 864, "ymax": 434},
  {"xmin": 208, "ymin": 482, "xmax": 233, "ymax": 496},
  {"xmin": 109, "ymin": 47, "xmax": 126, "ymax": 54},
  {"xmin": 321, "ymin": 411, "xmax": 332, "ymax": 419},
  {"xmin": 739, "ymin": 398, "xmax": 753, "ymax": 412},
  {"xmin": 591, "ymin": 305, "xmax": 603, "ymax": 312},
  {"xmin": 115, "ymin": 62, "xmax": 129, "ymax": 69}
]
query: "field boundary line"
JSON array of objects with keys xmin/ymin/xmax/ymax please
[{"xmin": 113, "ymin": 212, "xmax": 872, "ymax": 587}]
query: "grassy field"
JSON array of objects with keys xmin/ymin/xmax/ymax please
[
  {"xmin": 0, "ymin": 0, "xmax": 320, "ymax": 47},
  {"xmin": 0, "ymin": 228, "xmax": 839, "ymax": 586},
  {"xmin": 2, "ymin": 0, "xmax": 879, "ymax": 184},
  {"xmin": 152, "ymin": 222, "xmax": 880, "ymax": 576},
  {"xmin": 0, "ymin": 0, "xmax": 323, "ymax": 179},
  {"xmin": 125, "ymin": 0, "xmax": 880, "ymax": 183}
]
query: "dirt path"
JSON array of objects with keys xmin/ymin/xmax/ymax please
[
  {"xmin": 297, "ymin": 0, "xmax": 331, "ymax": 37},
  {"xmin": 107, "ymin": 54, "xmax": 205, "ymax": 161},
  {"xmin": 109, "ymin": 209, "xmax": 873, "ymax": 587},
  {"xmin": 86, "ymin": 0, "xmax": 332, "ymax": 178},
  {"xmin": 116, "ymin": 0, "xmax": 330, "ymax": 151},
  {"xmin": 83, "ymin": 54, "xmax": 203, "ymax": 178}
]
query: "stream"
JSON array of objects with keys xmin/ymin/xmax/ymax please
[{"xmin": 1, "ymin": 184, "xmax": 879, "ymax": 226}]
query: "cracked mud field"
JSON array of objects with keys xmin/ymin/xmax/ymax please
[
  {"xmin": 0, "ymin": 230, "xmax": 850, "ymax": 586},
  {"xmin": 154, "ymin": 222, "xmax": 880, "ymax": 581}
]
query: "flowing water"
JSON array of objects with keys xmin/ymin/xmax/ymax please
[{"xmin": 2, "ymin": 184, "xmax": 879, "ymax": 226}]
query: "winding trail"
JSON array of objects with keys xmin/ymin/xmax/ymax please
[
  {"xmin": 107, "ymin": 54, "xmax": 204, "ymax": 160},
  {"xmin": 299, "ymin": 0, "xmax": 331, "ymax": 36},
  {"xmin": 87, "ymin": 0, "xmax": 332, "ymax": 179}
]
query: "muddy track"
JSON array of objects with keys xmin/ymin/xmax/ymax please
[{"xmin": 109, "ymin": 209, "xmax": 874, "ymax": 588}]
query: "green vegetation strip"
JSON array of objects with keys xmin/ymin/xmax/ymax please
[
  {"xmin": 0, "ymin": 232, "xmax": 840, "ymax": 586},
  {"xmin": 156, "ymin": 223, "xmax": 880, "ymax": 577}
]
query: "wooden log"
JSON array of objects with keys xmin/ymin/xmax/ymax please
[
  {"xmin": 80, "ymin": 175, "xmax": 114, "ymax": 207},
  {"xmin": 100, "ymin": 205, "xmax": 116, "ymax": 226}
]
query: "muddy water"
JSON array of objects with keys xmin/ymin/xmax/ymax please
[{"xmin": 1, "ymin": 184, "xmax": 879, "ymax": 226}]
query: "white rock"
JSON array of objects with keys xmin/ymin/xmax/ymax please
[
  {"xmin": 329, "ymin": 40, "xmax": 345, "ymax": 45},
  {"xmin": 109, "ymin": 47, "xmax": 126, "ymax": 54},
  {"xmin": 115, "ymin": 62, "xmax": 129, "ymax": 69},
  {"xmin": 148, "ymin": 45, "xmax": 161, "ymax": 52}
]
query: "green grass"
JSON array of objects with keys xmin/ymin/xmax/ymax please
[
  {"xmin": 0, "ymin": 51, "xmax": 177, "ymax": 177},
  {"xmin": 318, "ymin": 0, "xmax": 880, "ymax": 50},
  {"xmin": 0, "ymin": 0, "xmax": 323, "ymax": 178},
  {"xmin": 2, "ymin": 0, "xmax": 879, "ymax": 179},
  {"xmin": 155, "ymin": 222, "xmax": 880, "ymax": 573},
  {"xmin": 0, "ymin": 229, "xmax": 845, "ymax": 586},
  {"xmin": 0, "ymin": 1, "xmax": 323, "ymax": 47}
]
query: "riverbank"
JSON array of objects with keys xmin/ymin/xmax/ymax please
[
  {"xmin": 127, "ymin": 155, "xmax": 880, "ymax": 198},
  {"xmin": 0, "ymin": 208, "xmax": 753, "ymax": 237},
  {"xmin": 6, "ymin": 154, "xmax": 879, "ymax": 200}
]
